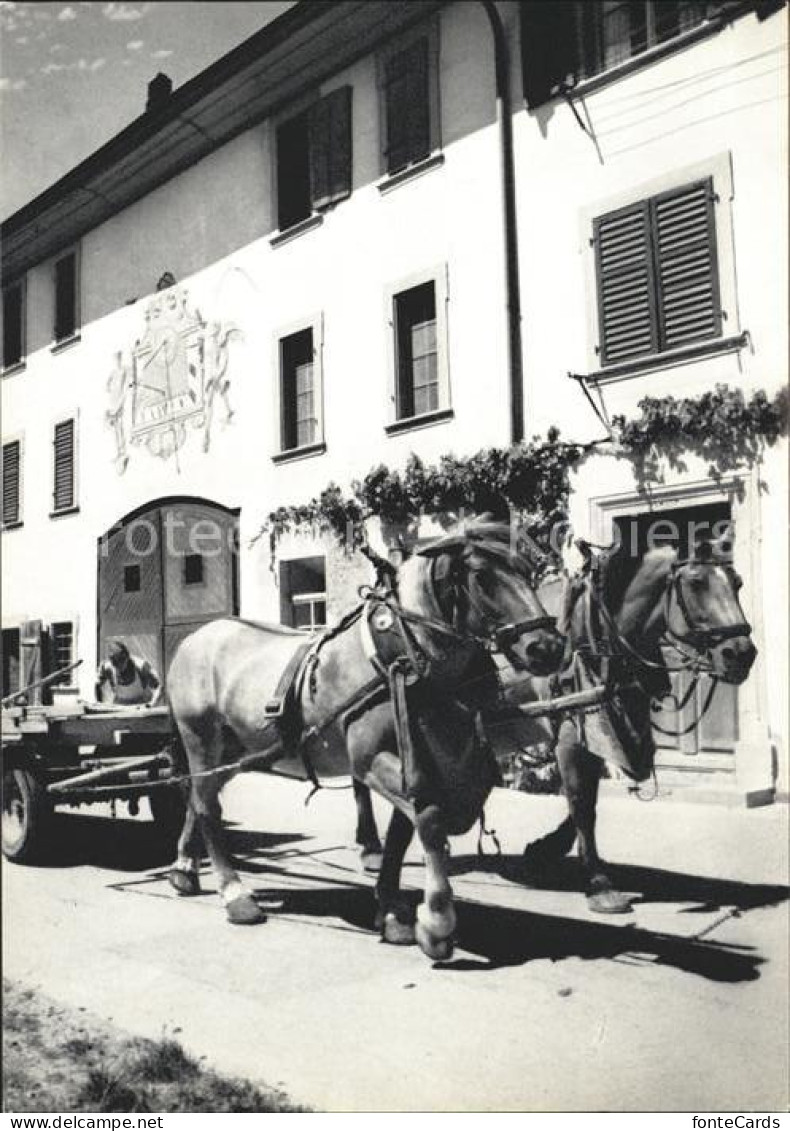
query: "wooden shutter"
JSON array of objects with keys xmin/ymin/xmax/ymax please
[
  {"xmin": 53, "ymin": 419, "xmax": 75, "ymax": 512},
  {"xmin": 385, "ymin": 38, "xmax": 430, "ymax": 174},
  {"xmin": 2, "ymin": 440, "xmax": 21, "ymax": 526},
  {"xmin": 309, "ymin": 86, "xmax": 353, "ymax": 211},
  {"xmin": 594, "ymin": 202, "xmax": 659, "ymax": 365},
  {"xmin": 54, "ymin": 252, "xmax": 77, "ymax": 341},
  {"xmin": 520, "ymin": 0, "xmax": 578, "ymax": 108},
  {"xmin": 652, "ymin": 178, "xmax": 722, "ymax": 350}
]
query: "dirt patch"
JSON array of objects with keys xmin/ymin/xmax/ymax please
[{"xmin": 3, "ymin": 979, "xmax": 311, "ymax": 1113}]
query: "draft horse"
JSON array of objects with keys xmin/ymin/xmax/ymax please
[
  {"xmin": 165, "ymin": 519, "xmax": 565, "ymax": 960},
  {"xmin": 523, "ymin": 535, "xmax": 757, "ymax": 913}
]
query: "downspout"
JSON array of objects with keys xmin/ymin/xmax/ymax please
[{"xmin": 481, "ymin": 0, "xmax": 524, "ymax": 444}]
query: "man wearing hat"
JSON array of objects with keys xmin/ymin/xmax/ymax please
[{"xmin": 96, "ymin": 640, "xmax": 163, "ymax": 706}]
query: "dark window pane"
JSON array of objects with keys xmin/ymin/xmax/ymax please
[
  {"xmin": 124, "ymin": 564, "xmax": 141, "ymax": 592},
  {"xmin": 395, "ymin": 282, "xmax": 437, "ymax": 419},
  {"xmin": 3, "ymin": 283, "xmax": 23, "ymax": 368},
  {"xmin": 51, "ymin": 621, "xmax": 73, "ymax": 672},
  {"xmin": 277, "ymin": 113, "xmax": 311, "ymax": 230},
  {"xmin": 184, "ymin": 553, "xmax": 204, "ymax": 585},
  {"xmin": 280, "ymin": 328, "xmax": 315, "ymax": 450},
  {"xmin": 54, "ymin": 252, "xmax": 77, "ymax": 342},
  {"xmin": 278, "ymin": 556, "xmax": 326, "ymax": 629}
]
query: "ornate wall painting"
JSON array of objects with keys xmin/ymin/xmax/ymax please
[{"xmin": 107, "ymin": 277, "xmax": 242, "ymax": 474}]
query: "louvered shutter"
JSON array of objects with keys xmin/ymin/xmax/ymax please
[
  {"xmin": 385, "ymin": 38, "xmax": 430, "ymax": 174},
  {"xmin": 2, "ymin": 440, "xmax": 21, "ymax": 526},
  {"xmin": 594, "ymin": 202, "xmax": 659, "ymax": 365},
  {"xmin": 3, "ymin": 283, "xmax": 23, "ymax": 368},
  {"xmin": 652, "ymin": 178, "xmax": 722, "ymax": 350},
  {"xmin": 54, "ymin": 252, "xmax": 77, "ymax": 341},
  {"xmin": 53, "ymin": 419, "xmax": 75, "ymax": 512},
  {"xmin": 309, "ymin": 86, "xmax": 352, "ymax": 211},
  {"xmin": 520, "ymin": 1, "xmax": 578, "ymax": 108}
]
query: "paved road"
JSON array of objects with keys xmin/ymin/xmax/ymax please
[{"xmin": 3, "ymin": 777, "xmax": 788, "ymax": 1112}]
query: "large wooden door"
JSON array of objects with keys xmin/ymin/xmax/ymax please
[
  {"xmin": 97, "ymin": 499, "xmax": 239, "ymax": 689},
  {"xmin": 612, "ymin": 502, "xmax": 737, "ymax": 769}
]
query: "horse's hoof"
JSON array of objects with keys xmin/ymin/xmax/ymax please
[
  {"xmin": 225, "ymin": 894, "xmax": 267, "ymax": 925},
  {"xmin": 380, "ymin": 912, "xmax": 416, "ymax": 946},
  {"xmin": 360, "ymin": 847, "xmax": 383, "ymax": 874},
  {"xmin": 168, "ymin": 868, "xmax": 201, "ymax": 897},
  {"xmin": 415, "ymin": 921, "xmax": 454, "ymax": 961},
  {"xmin": 586, "ymin": 889, "xmax": 633, "ymax": 915}
]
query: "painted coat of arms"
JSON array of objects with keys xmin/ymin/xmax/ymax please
[{"xmin": 107, "ymin": 275, "xmax": 241, "ymax": 473}]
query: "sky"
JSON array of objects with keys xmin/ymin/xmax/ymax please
[{"xmin": 0, "ymin": 1, "xmax": 295, "ymax": 220}]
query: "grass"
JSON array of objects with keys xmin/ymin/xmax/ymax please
[{"xmin": 3, "ymin": 979, "xmax": 312, "ymax": 1113}]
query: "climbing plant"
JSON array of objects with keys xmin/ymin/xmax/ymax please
[{"xmin": 259, "ymin": 384, "xmax": 787, "ymax": 560}]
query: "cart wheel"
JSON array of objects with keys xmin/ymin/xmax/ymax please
[
  {"xmin": 148, "ymin": 788, "xmax": 186, "ymax": 847},
  {"xmin": 2, "ymin": 768, "xmax": 53, "ymax": 864}
]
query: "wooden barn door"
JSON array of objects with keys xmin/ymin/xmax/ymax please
[
  {"xmin": 612, "ymin": 503, "xmax": 738, "ymax": 771},
  {"xmin": 97, "ymin": 500, "xmax": 239, "ymax": 694}
]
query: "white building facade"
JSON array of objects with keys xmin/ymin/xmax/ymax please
[{"xmin": 2, "ymin": 0, "xmax": 787, "ymax": 803}]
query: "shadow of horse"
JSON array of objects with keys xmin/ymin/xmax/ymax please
[{"xmin": 213, "ymin": 834, "xmax": 787, "ymax": 986}]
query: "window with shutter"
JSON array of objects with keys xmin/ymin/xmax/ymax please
[
  {"xmin": 2, "ymin": 280, "xmax": 25, "ymax": 369},
  {"xmin": 2, "ymin": 440, "xmax": 21, "ymax": 527},
  {"xmin": 53, "ymin": 418, "xmax": 76, "ymax": 513},
  {"xmin": 594, "ymin": 177, "xmax": 721, "ymax": 366},
  {"xmin": 54, "ymin": 251, "xmax": 78, "ymax": 342},
  {"xmin": 384, "ymin": 37, "xmax": 431, "ymax": 174},
  {"xmin": 276, "ymin": 87, "xmax": 353, "ymax": 231},
  {"xmin": 522, "ymin": 1, "xmax": 748, "ymax": 102}
]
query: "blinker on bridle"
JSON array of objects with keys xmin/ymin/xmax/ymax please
[{"xmin": 665, "ymin": 557, "xmax": 752, "ymax": 650}]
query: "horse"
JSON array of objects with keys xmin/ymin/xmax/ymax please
[
  {"xmin": 165, "ymin": 519, "xmax": 565, "ymax": 960},
  {"xmin": 521, "ymin": 534, "xmax": 757, "ymax": 913}
]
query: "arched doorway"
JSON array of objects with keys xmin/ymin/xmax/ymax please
[{"xmin": 97, "ymin": 497, "xmax": 239, "ymax": 687}]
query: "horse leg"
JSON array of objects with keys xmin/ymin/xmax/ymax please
[
  {"xmin": 168, "ymin": 803, "xmax": 204, "ymax": 896},
  {"xmin": 414, "ymin": 804, "xmax": 456, "ymax": 962},
  {"xmin": 179, "ymin": 719, "xmax": 265, "ymax": 925},
  {"xmin": 555, "ymin": 725, "xmax": 632, "ymax": 914},
  {"xmin": 352, "ymin": 779, "xmax": 383, "ymax": 873},
  {"xmin": 374, "ymin": 806, "xmax": 416, "ymax": 945}
]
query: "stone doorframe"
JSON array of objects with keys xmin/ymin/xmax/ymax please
[{"xmin": 586, "ymin": 469, "xmax": 775, "ymax": 806}]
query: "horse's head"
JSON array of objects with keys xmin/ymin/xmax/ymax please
[
  {"xmin": 417, "ymin": 520, "xmax": 565, "ymax": 675},
  {"xmin": 664, "ymin": 538, "xmax": 756, "ymax": 684}
]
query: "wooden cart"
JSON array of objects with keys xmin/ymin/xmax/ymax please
[{"xmin": 1, "ymin": 698, "xmax": 184, "ymax": 863}]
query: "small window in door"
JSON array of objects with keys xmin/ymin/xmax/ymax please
[
  {"xmin": 124, "ymin": 564, "xmax": 141, "ymax": 592},
  {"xmin": 184, "ymin": 553, "xmax": 204, "ymax": 586},
  {"xmin": 279, "ymin": 556, "xmax": 327, "ymax": 632}
]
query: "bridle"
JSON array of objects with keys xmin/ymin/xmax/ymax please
[{"xmin": 660, "ymin": 558, "xmax": 751, "ymax": 659}]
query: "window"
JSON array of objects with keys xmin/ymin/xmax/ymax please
[
  {"xmin": 279, "ymin": 556, "xmax": 327, "ymax": 632},
  {"xmin": 2, "ymin": 279, "xmax": 25, "ymax": 370},
  {"xmin": 2, "ymin": 628, "xmax": 21, "ymax": 699},
  {"xmin": 50, "ymin": 621, "xmax": 74, "ymax": 676},
  {"xmin": 387, "ymin": 267, "xmax": 450, "ymax": 428},
  {"xmin": 276, "ymin": 87, "xmax": 352, "ymax": 231},
  {"xmin": 277, "ymin": 323, "xmax": 324, "ymax": 454},
  {"xmin": 379, "ymin": 29, "xmax": 439, "ymax": 176},
  {"xmin": 2, "ymin": 440, "xmax": 21, "ymax": 527},
  {"xmin": 124, "ymin": 564, "xmax": 141, "ymax": 592},
  {"xmin": 521, "ymin": 1, "xmax": 746, "ymax": 106},
  {"xmin": 184, "ymin": 553, "xmax": 204, "ymax": 586},
  {"xmin": 54, "ymin": 249, "xmax": 79, "ymax": 343},
  {"xmin": 593, "ymin": 178, "xmax": 722, "ymax": 366},
  {"xmin": 52, "ymin": 418, "xmax": 77, "ymax": 513}
]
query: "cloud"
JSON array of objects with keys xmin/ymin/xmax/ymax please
[
  {"xmin": 15, "ymin": 34, "xmax": 27, "ymax": 43},
  {"xmin": 152, "ymin": 48, "xmax": 172, "ymax": 59},
  {"xmin": 41, "ymin": 56, "xmax": 107, "ymax": 76},
  {"xmin": 103, "ymin": 2, "xmax": 151, "ymax": 21},
  {"xmin": 58, "ymin": 6, "xmax": 77, "ymax": 20},
  {"xmin": 50, "ymin": 42, "xmax": 65, "ymax": 52},
  {"xmin": 0, "ymin": 76, "xmax": 27, "ymax": 91},
  {"xmin": 126, "ymin": 39, "xmax": 143, "ymax": 50}
]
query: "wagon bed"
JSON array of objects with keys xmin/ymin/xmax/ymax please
[{"xmin": 2, "ymin": 700, "xmax": 183, "ymax": 864}]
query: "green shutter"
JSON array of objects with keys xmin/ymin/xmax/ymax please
[
  {"xmin": 594, "ymin": 201, "xmax": 659, "ymax": 365},
  {"xmin": 651, "ymin": 178, "xmax": 722, "ymax": 350},
  {"xmin": 53, "ymin": 419, "xmax": 75, "ymax": 512},
  {"xmin": 2, "ymin": 440, "xmax": 21, "ymax": 526},
  {"xmin": 309, "ymin": 85, "xmax": 353, "ymax": 211}
]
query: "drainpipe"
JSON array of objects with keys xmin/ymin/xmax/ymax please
[{"xmin": 481, "ymin": 0, "xmax": 524, "ymax": 444}]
